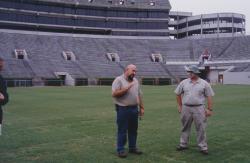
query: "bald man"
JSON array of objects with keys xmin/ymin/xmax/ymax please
[{"xmin": 112, "ymin": 64, "xmax": 144, "ymax": 158}]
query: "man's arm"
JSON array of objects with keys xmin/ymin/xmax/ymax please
[
  {"xmin": 205, "ymin": 96, "xmax": 213, "ymax": 117},
  {"xmin": 176, "ymin": 95, "xmax": 182, "ymax": 113},
  {"xmin": 112, "ymin": 82, "xmax": 134, "ymax": 97},
  {"xmin": 204, "ymin": 81, "xmax": 214, "ymax": 117},
  {"xmin": 138, "ymin": 95, "xmax": 144, "ymax": 116}
]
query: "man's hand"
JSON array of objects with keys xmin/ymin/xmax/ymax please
[
  {"xmin": 0, "ymin": 93, "xmax": 4, "ymax": 100},
  {"xmin": 178, "ymin": 106, "xmax": 182, "ymax": 113},
  {"xmin": 127, "ymin": 82, "xmax": 135, "ymax": 90},
  {"xmin": 205, "ymin": 109, "xmax": 213, "ymax": 117},
  {"xmin": 112, "ymin": 81, "xmax": 135, "ymax": 97},
  {"xmin": 139, "ymin": 106, "xmax": 144, "ymax": 117}
]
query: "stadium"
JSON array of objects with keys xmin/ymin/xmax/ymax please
[
  {"xmin": 0, "ymin": 0, "xmax": 249, "ymax": 86},
  {"xmin": 0, "ymin": 0, "xmax": 250, "ymax": 162}
]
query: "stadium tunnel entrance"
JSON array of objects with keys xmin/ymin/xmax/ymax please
[
  {"xmin": 54, "ymin": 72, "xmax": 74, "ymax": 86},
  {"xmin": 58, "ymin": 75, "xmax": 66, "ymax": 85}
]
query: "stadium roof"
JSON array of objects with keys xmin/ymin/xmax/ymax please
[{"xmin": 34, "ymin": 0, "xmax": 172, "ymax": 10}]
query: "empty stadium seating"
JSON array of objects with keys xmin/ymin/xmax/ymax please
[{"xmin": 0, "ymin": 29, "xmax": 250, "ymax": 86}]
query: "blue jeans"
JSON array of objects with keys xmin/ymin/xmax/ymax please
[{"xmin": 116, "ymin": 105, "xmax": 138, "ymax": 152}]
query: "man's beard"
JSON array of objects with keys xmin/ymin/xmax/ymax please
[{"xmin": 128, "ymin": 75, "xmax": 134, "ymax": 81}]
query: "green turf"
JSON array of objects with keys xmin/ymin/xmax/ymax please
[{"xmin": 0, "ymin": 85, "xmax": 250, "ymax": 163}]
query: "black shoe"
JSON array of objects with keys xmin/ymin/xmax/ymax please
[
  {"xmin": 200, "ymin": 150, "xmax": 208, "ymax": 155},
  {"xmin": 129, "ymin": 148, "xmax": 143, "ymax": 155},
  {"xmin": 176, "ymin": 146, "xmax": 188, "ymax": 151},
  {"xmin": 117, "ymin": 151, "xmax": 127, "ymax": 158}
]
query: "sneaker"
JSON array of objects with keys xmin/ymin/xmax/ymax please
[
  {"xmin": 200, "ymin": 150, "xmax": 208, "ymax": 155},
  {"xmin": 176, "ymin": 146, "xmax": 188, "ymax": 151},
  {"xmin": 129, "ymin": 148, "xmax": 143, "ymax": 155},
  {"xmin": 117, "ymin": 151, "xmax": 127, "ymax": 158}
]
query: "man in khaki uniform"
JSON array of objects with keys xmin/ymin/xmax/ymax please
[
  {"xmin": 175, "ymin": 65, "xmax": 214, "ymax": 155},
  {"xmin": 112, "ymin": 64, "xmax": 145, "ymax": 158}
]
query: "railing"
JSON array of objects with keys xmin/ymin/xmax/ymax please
[
  {"xmin": 141, "ymin": 78, "xmax": 171, "ymax": 85},
  {"xmin": 5, "ymin": 79, "xmax": 32, "ymax": 87}
]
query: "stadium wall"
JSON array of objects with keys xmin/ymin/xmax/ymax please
[{"xmin": 223, "ymin": 72, "xmax": 250, "ymax": 85}]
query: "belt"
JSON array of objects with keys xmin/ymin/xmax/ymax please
[
  {"xmin": 115, "ymin": 104, "xmax": 138, "ymax": 108},
  {"xmin": 184, "ymin": 104, "xmax": 203, "ymax": 107}
]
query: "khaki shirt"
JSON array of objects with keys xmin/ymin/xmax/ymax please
[
  {"xmin": 175, "ymin": 78, "xmax": 214, "ymax": 105},
  {"xmin": 112, "ymin": 74, "xmax": 142, "ymax": 106}
]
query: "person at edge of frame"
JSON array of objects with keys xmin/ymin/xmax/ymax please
[{"xmin": 0, "ymin": 57, "xmax": 9, "ymax": 136}]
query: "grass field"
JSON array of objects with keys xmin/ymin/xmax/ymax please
[{"xmin": 0, "ymin": 85, "xmax": 250, "ymax": 163}]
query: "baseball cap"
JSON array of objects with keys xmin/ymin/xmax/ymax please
[{"xmin": 185, "ymin": 65, "xmax": 200, "ymax": 74}]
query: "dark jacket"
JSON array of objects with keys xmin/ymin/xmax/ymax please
[{"xmin": 0, "ymin": 75, "xmax": 8, "ymax": 107}]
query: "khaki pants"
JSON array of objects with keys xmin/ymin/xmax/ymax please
[{"xmin": 179, "ymin": 105, "xmax": 208, "ymax": 151}]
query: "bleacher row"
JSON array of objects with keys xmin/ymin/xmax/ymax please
[{"xmin": 0, "ymin": 30, "xmax": 250, "ymax": 85}]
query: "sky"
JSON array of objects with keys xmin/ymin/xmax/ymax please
[{"xmin": 170, "ymin": 0, "xmax": 250, "ymax": 34}]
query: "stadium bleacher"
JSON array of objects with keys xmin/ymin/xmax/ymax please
[{"xmin": 1, "ymin": 29, "xmax": 249, "ymax": 86}]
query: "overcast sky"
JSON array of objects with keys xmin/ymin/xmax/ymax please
[{"xmin": 170, "ymin": 0, "xmax": 250, "ymax": 34}]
